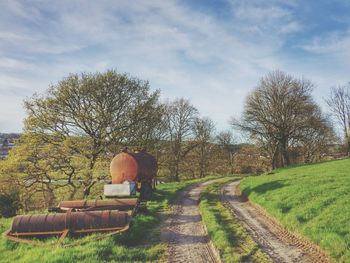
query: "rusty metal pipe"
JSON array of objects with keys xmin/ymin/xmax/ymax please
[{"xmin": 55, "ymin": 198, "xmax": 139, "ymax": 211}]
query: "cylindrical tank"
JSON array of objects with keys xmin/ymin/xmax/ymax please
[
  {"xmin": 110, "ymin": 150, "xmax": 157, "ymax": 184},
  {"xmin": 130, "ymin": 151, "xmax": 157, "ymax": 182},
  {"xmin": 110, "ymin": 152, "xmax": 138, "ymax": 184},
  {"xmin": 10, "ymin": 210, "xmax": 130, "ymax": 235}
]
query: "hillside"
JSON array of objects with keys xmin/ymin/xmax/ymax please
[{"xmin": 241, "ymin": 159, "xmax": 350, "ymax": 262}]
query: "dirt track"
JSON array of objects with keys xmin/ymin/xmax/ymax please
[
  {"xmin": 221, "ymin": 181, "xmax": 333, "ymax": 263},
  {"xmin": 161, "ymin": 180, "xmax": 221, "ymax": 263}
]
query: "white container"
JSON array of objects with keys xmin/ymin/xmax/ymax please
[{"xmin": 104, "ymin": 181, "xmax": 136, "ymax": 197}]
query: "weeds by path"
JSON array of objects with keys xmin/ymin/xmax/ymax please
[{"xmin": 199, "ymin": 178, "xmax": 272, "ymax": 263}]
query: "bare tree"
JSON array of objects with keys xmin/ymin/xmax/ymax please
[
  {"xmin": 325, "ymin": 85, "xmax": 350, "ymax": 156},
  {"xmin": 193, "ymin": 117, "xmax": 215, "ymax": 178},
  {"xmin": 164, "ymin": 98, "xmax": 198, "ymax": 181},
  {"xmin": 285, "ymin": 106, "xmax": 335, "ymax": 163},
  {"xmin": 232, "ymin": 70, "xmax": 333, "ymax": 169},
  {"xmin": 216, "ymin": 131, "xmax": 236, "ymax": 174}
]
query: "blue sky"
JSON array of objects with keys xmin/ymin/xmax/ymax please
[{"xmin": 1, "ymin": 0, "xmax": 350, "ymax": 133}]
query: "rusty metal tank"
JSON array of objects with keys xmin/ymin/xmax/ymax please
[
  {"xmin": 8, "ymin": 210, "xmax": 130, "ymax": 237},
  {"xmin": 110, "ymin": 150, "xmax": 157, "ymax": 184}
]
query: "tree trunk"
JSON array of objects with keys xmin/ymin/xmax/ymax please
[
  {"xmin": 199, "ymin": 146, "xmax": 205, "ymax": 178},
  {"xmin": 69, "ymin": 185, "xmax": 78, "ymax": 200},
  {"xmin": 280, "ymin": 139, "xmax": 290, "ymax": 167},
  {"xmin": 282, "ymin": 148, "xmax": 290, "ymax": 167},
  {"xmin": 170, "ymin": 156, "xmax": 180, "ymax": 181},
  {"xmin": 83, "ymin": 181, "xmax": 96, "ymax": 198},
  {"xmin": 83, "ymin": 188, "xmax": 90, "ymax": 198},
  {"xmin": 346, "ymin": 135, "xmax": 350, "ymax": 157},
  {"xmin": 229, "ymin": 152, "xmax": 234, "ymax": 174},
  {"xmin": 174, "ymin": 164, "xmax": 180, "ymax": 181},
  {"xmin": 271, "ymin": 149, "xmax": 278, "ymax": 170},
  {"xmin": 199, "ymin": 161, "xmax": 204, "ymax": 178},
  {"xmin": 171, "ymin": 144, "xmax": 181, "ymax": 181},
  {"xmin": 83, "ymin": 154, "xmax": 98, "ymax": 198},
  {"xmin": 43, "ymin": 187, "xmax": 56, "ymax": 208}
]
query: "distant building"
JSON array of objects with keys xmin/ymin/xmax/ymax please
[
  {"xmin": 0, "ymin": 149, "xmax": 8, "ymax": 159},
  {"xmin": 0, "ymin": 133, "xmax": 20, "ymax": 159}
]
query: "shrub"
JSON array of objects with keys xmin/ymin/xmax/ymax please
[{"xmin": 0, "ymin": 191, "xmax": 21, "ymax": 217}]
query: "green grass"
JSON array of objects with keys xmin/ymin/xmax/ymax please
[
  {"xmin": 0, "ymin": 176, "xmax": 222, "ymax": 263},
  {"xmin": 199, "ymin": 178, "xmax": 272, "ymax": 263},
  {"xmin": 240, "ymin": 158, "xmax": 350, "ymax": 263}
]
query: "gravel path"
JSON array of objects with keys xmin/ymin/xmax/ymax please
[
  {"xmin": 221, "ymin": 181, "xmax": 333, "ymax": 263},
  {"xmin": 161, "ymin": 180, "xmax": 221, "ymax": 263}
]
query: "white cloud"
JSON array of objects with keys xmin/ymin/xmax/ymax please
[
  {"xmin": 302, "ymin": 30, "xmax": 350, "ymax": 62},
  {"xmin": 0, "ymin": 57, "xmax": 37, "ymax": 71},
  {"xmin": 0, "ymin": 0, "xmax": 344, "ymax": 133},
  {"xmin": 229, "ymin": 0, "xmax": 302, "ymax": 38}
]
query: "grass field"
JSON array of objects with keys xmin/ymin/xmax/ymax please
[
  {"xmin": 199, "ymin": 178, "xmax": 271, "ymax": 263},
  {"xmin": 241, "ymin": 159, "xmax": 350, "ymax": 263},
  {"xmin": 0, "ymin": 176, "xmax": 222, "ymax": 263}
]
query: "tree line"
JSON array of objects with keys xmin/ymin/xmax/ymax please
[{"xmin": 0, "ymin": 69, "xmax": 348, "ymax": 214}]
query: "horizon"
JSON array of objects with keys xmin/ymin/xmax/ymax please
[{"xmin": 1, "ymin": 0, "xmax": 350, "ymax": 133}]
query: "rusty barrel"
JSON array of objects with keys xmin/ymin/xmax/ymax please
[
  {"xmin": 57, "ymin": 198, "xmax": 139, "ymax": 211},
  {"xmin": 110, "ymin": 152, "xmax": 138, "ymax": 184},
  {"xmin": 10, "ymin": 210, "xmax": 130, "ymax": 236},
  {"xmin": 110, "ymin": 151, "xmax": 157, "ymax": 184}
]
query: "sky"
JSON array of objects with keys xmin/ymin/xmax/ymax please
[{"xmin": 1, "ymin": 0, "xmax": 350, "ymax": 133}]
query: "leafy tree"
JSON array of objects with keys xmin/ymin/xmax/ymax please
[
  {"xmin": 0, "ymin": 159, "xmax": 22, "ymax": 216},
  {"xmin": 23, "ymin": 70, "xmax": 162, "ymax": 197},
  {"xmin": 0, "ymin": 134, "xmax": 84, "ymax": 209}
]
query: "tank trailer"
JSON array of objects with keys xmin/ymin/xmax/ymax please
[{"xmin": 4, "ymin": 148, "xmax": 157, "ymax": 245}]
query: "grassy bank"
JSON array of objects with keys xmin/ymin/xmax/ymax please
[
  {"xmin": 0, "ymin": 175, "xmax": 222, "ymax": 263},
  {"xmin": 199, "ymin": 178, "xmax": 271, "ymax": 263},
  {"xmin": 241, "ymin": 159, "xmax": 350, "ymax": 262}
]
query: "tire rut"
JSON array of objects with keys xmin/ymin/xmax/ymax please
[
  {"xmin": 221, "ymin": 181, "xmax": 333, "ymax": 263},
  {"xmin": 161, "ymin": 180, "xmax": 221, "ymax": 263}
]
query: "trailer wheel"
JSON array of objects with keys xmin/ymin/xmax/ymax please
[{"xmin": 140, "ymin": 181, "xmax": 152, "ymax": 201}]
